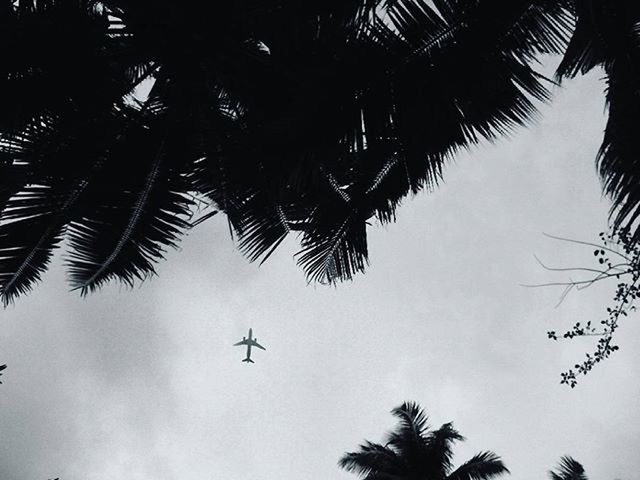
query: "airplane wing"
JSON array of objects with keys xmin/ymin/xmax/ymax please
[
  {"xmin": 233, "ymin": 340, "xmax": 249, "ymax": 347},
  {"xmin": 250, "ymin": 340, "xmax": 266, "ymax": 351}
]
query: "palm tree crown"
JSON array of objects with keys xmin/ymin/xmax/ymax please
[{"xmin": 339, "ymin": 402, "xmax": 509, "ymax": 480}]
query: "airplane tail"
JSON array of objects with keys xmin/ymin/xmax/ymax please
[{"xmin": 242, "ymin": 357, "xmax": 254, "ymax": 364}]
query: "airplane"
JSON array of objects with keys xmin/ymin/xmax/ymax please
[
  {"xmin": 0, "ymin": 364, "xmax": 6, "ymax": 384},
  {"xmin": 233, "ymin": 328, "xmax": 266, "ymax": 363}
]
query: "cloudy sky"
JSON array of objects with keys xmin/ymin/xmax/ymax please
[{"xmin": 1, "ymin": 62, "xmax": 640, "ymax": 480}]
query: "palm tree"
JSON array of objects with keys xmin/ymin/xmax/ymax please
[
  {"xmin": 548, "ymin": 457, "xmax": 588, "ymax": 480},
  {"xmin": 1, "ymin": 0, "xmax": 638, "ymax": 304},
  {"xmin": 339, "ymin": 402, "xmax": 509, "ymax": 480}
]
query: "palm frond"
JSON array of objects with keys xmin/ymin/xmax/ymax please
[
  {"xmin": 422, "ymin": 422, "xmax": 465, "ymax": 476},
  {"xmin": 0, "ymin": 111, "xmax": 104, "ymax": 304},
  {"xmin": 338, "ymin": 441, "xmax": 403, "ymax": 479},
  {"xmin": 555, "ymin": 1, "xmax": 602, "ymax": 79},
  {"xmin": 235, "ymin": 193, "xmax": 291, "ymax": 264},
  {"xmin": 548, "ymin": 456, "xmax": 588, "ymax": 480},
  {"xmin": 175, "ymin": 82, "xmax": 254, "ymax": 234},
  {"xmin": 390, "ymin": 402, "xmax": 431, "ymax": 439},
  {"xmin": 498, "ymin": 0, "xmax": 574, "ymax": 61},
  {"xmin": 384, "ymin": 402, "xmax": 433, "ymax": 470},
  {"xmin": 0, "ymin": 185, "xmax": 66, "ymax": 305},
  {"xmin": 65, "ymin": 126, "xmax": 193, "ymax": 294},
  {"xmin": 446, "ymin": 451, "xmax": 510, "ymax": 480},
  {"xmin": 295, "ymin": 202, "xmax": 368, "ymax": 285}
]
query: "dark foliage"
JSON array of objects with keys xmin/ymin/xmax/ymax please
[
  {"xmin": 556, "ymin": 1, "xmax": 640, "ymax": 241},
  {"xmin": 549, "ymin": 456, "xmax": 588, "ymax": 480},
  {"xmin": 0, "ymin": 0, "xmax": 636, "ymax": 302},
  {"xmin": 339, "ymin": 402, "xmax": 509, "ymax": 480}
]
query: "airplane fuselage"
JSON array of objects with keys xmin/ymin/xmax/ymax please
[{"xmin": 244, "ymin": 329, "xmax": 254, "ymax": 361}]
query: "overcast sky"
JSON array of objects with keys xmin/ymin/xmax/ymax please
[{"xmin": 1, "ymin": 63, "xmax": 640, "ymax": 480}]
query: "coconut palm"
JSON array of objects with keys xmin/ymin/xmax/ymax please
[
  {"xmin": 549, "ymin": 457, "xmax": 588, "ymax": 480},
  {"xmin": 2, "ymin": 0, "xmax": 639, "ymax": 304},
  {"xmin": 339, "ymin": 402, "xmax": 509, "ymax": 480}
]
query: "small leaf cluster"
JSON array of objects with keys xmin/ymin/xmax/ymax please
[{"xmin": 547, "ymin": 228, "xmax": 639, "ymax": 388}]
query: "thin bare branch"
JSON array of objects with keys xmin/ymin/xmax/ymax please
[
  {"xmin": 520, "ymin": 273, "xmax": 622, "ymax": 288},
  {"xmin": 554, "ymin": 282, "xmax": 575, "ymax": 308},
  {"xmin": 533, "ymin": 254, "xmax": 612, "ymax": 274},
  {"xmin": 542, "ymin": 233, "xmax": 632, "ymax": 262},
  {"xmin": 575, "ymin": 265, "xmax": 630, "ymax": 290}
]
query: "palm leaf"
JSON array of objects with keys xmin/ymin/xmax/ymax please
[
  {"xmin": 236, "ymin": 196, "xmax": 289, "ymax": 264},
  {"xmin": 185, "ymin": 91, "xmax": 254, "ymax": 234},
  {"xmin": 446, "ymin": 451, "xmax": 510, "ymax": 480},
  {"xmin": 421, "ymin": 422, "xmax": 465, "ymax": 476},
  {"xmin": 295, "ymin": 202, "xmax": 368, "ymax": 284},
  {"xmin": 234, "ymin": 193, "xmax": 301, "ymax": 264},
  {"xmin": 339, "ymin": 441, "xmax": 404, "ymax": 479},
  {"xmin": 385, "ymin": 402, "xmax": 434, "ymax": 469},
  {"xmin": 0, "ymin": 111, "xmax": 105, "ymax": 304},
  {"xmin": 65, "ymin": 124, "xmax": 193, "ymax": 294},
  {"xmin": 0, "ymin": 185, "xmax": 67, "ymax": 305},
  {"xmin": 389, "ymin": 402, "xmax": 431, "ymax": 440},
  {"xmin": 499, "ymin": 0, "xmax": 574, "ymax": 60},
  {"xmin": 549, "ymin": 456, "xmax": 588, "ymax": 480},
  {"xmin": 555, "ymin": 1, "xmax": 603, "ymax": 79}
]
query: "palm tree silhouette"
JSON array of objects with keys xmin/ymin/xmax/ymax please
[
  {"xmin": 1, "ymin": 1, "xmax": 639, "ymax": 303},
  {"xmin": 339, "ymin": 402, "xmax": 509, "ymax": 480},
  {"xmin": 549, "ymin": 456, "xmax": 587, "ymax": 480}
]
